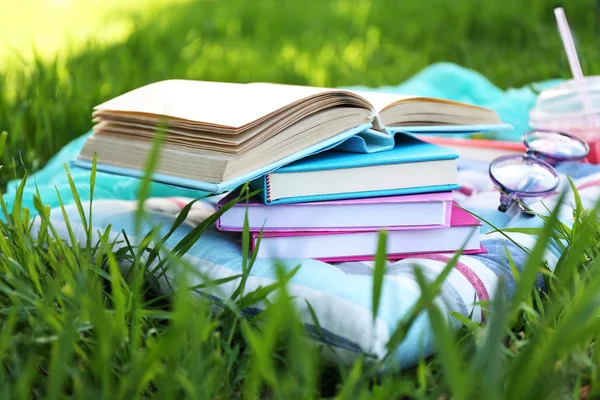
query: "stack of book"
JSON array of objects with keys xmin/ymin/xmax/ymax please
[
  {"xmin": 215, "ymin": 133, "xmax": 483, "ymax": 261},
  {"xmin": 72, "ymin": 79, "xmax": 505, "ymax": 261}
]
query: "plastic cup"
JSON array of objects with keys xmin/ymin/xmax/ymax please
[{"xmin": 529, "ymin": 76, "xmax": 600, "ymax": 163}]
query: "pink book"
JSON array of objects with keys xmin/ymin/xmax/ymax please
[
  {"xmin": 217, "ymin": 191, "xmax": 454, "ymax": 232},
  {"xmin": 250, "ymin": 205, "xmax": 484, "ymax": 261},
  {"xmin": 419, "ymin": 136, "xmax": 525, "ymax": 163}
]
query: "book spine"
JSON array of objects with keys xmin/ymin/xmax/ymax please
[
  {"xmin": 370, "ymin": 112, "xmax": 385, "ymax": 131},
  {"xmin": 265, "ymin": 174, "xmax": 272, "ymax": 203}
]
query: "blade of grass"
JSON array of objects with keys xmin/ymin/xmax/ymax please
[
  {"xmin": 62, "ymin": 163, "xmax": 88, "ymax": 236},
  {"xmin": 0, "ymin": 131, "xmax": 7, "ymax": 159},
  {"xmin": 472, "ymin": 277, "xmax": 508, "ymax": 400},
  {"xmin": 384, "ymin": 244, "xmax": 466, "ymax": 365},
  {"xmin": 86, "ymin": 153, "xmax": 97, "ymax": 250},
  {"xmin": 508, "ymin": 190, "xmax": 566, "ymax": 323},
  {"xmin": 416, "ymin": 266, "xmax": 471, "ymax": 400},
  {"xmin": 135, "ymin": 120, "xmax": 167, "ymax": 234},
  {"xmin": 10, "ymin": 174, "xmax": 27, "ymax": 228},
  {"xmin": 371, "ymin": 230, "xmax": 387, "ymax": 324}
]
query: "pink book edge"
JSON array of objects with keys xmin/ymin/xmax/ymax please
[
  {"xmin": 313, "ymin": 245, "xmax": 487, "ymax": 263},
  {"xmin": 248, "ymin": 241, "xmax": 486, "ymax": 262},
  {"xmin": 420, "ymin": 136, "xmax": 525, "ymax": 151},
  {"xmin": 253, "ymin": 204, "xmax": 478, "ymax": 237}
]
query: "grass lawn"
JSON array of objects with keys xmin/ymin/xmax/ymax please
[
  {"xmin": 2, "ymin": 0, "xmax": 600, "ymax": 398},
  {"xmin": 0, "ymin": 0, "xmax": 191, "ymax": 63}
]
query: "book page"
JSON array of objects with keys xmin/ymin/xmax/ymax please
[{"xmin": 94, "ymin": 80, "xmax": 359, "ymax": 129}]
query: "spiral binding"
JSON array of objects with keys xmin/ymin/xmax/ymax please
[{"xmin": 265, "ymin": 174, "xmax": 271, "ymax": 203}]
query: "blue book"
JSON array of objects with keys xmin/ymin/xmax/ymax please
[
  {"xmin": 72, "ymin": 79, "xmax": 510, "ymax": 193},
  {"xmin": 251, "ymin": 133, "xmax": 460, "ymax": 205}
]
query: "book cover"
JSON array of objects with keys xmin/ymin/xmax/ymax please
[
  {"xmin": 72, "ymin": 79, "xmax": 511, "ymax": 194},
  {"xmin": 251, "ymin": 133, "xmax": 460, "ymax": 204},
  {"xmin": 216, "ymin": 191, "xmax": 454, "ymax": 232},
  {"xmin": 418, "ymin": 136, "xmax": 525, "ymax": 163},
  {"xmin": 249, "ymin": 205, "xmax": 483, "ymax": 261}
]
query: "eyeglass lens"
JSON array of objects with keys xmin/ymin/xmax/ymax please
[
  {"xmin": 489, "ymin": 156, "xmax": 558, "ymax": 194},
  {"xmin": 524, "ymin": 130, "xmax": 589, "ymax": 161}
]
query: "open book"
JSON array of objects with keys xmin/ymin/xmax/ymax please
[{"xmin": 75, "ymin": 79, "xmax": 508, "ymax": 192}]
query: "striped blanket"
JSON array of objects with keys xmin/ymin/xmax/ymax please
[{"xmin": 29, "ymin": 157, "xmax": 600, "ymax": 369}]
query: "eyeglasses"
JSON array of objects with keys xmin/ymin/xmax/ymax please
[{"xmin": 489, "ymin": 130, "xmax": 590, "ymax": 213}]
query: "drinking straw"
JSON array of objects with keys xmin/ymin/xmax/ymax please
[
  {"xmin": 554, "ymin": 7, "xmax": 585, "ymax": 81},
  {"xmin": 554, "ymin": 7, "xmax": 596, "ymax": 125}
]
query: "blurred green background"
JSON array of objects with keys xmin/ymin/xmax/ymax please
[{"xmin": 0, "ymin": 0, "xmax": 598, "ymax": 183}]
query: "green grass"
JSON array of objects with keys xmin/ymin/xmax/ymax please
[
  {"xmin": 0, "ymin": 0, "xmax": 189, "ymax": 64},
  {"xmin": 2, "ymin": 0, "xmax": 600, "ymax": 184},
  {"xmin": 3, "ymin": 153, "xmax": 600, "ymax": 398},
  {"xmin": 3, "ymin": 0, "xmax": 600, "ymax": 397}
]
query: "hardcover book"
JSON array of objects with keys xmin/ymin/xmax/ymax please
[
  {"xmin": 217, "ymin": 191, "xmax": 454, "ymax": 232},
  {"xmin": 419, "ymin": 136, "xmax": 525, "ymax": 162},
  {"xmin": 251, "ymin": 133, "xmax": 460, "ymax": 204},
  {"xmin": 72, "ymin": 79, "xmax": 509, "ymax": 193},
  {"xmin": 250, "ymin": 205, "xmax": 482, "ymax": 261}
]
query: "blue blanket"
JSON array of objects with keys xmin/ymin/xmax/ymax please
[{"xmin": 7, "ymin": 62, "xmax": 595, "ymax": 370}]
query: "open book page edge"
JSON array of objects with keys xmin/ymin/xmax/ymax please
[
  {"xmin": 73, "ymin": 122, "xmax": 372, "ymax": 192},
  {"xmin": 93, "ymin": 80, "xmax": 375, "ymax": 129},
  {"xmin": 378, "ymin": 96, "xmax": 498, "ymax": 112}
]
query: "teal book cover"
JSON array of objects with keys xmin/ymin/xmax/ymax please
[{"xmin": 251, "ymin": 133, "xmax": 460, "ymax": 204}]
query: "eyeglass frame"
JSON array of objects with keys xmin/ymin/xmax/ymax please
[{"xmin": 488, "ymin": 130, "xmax": 590, "ymax": 213}]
